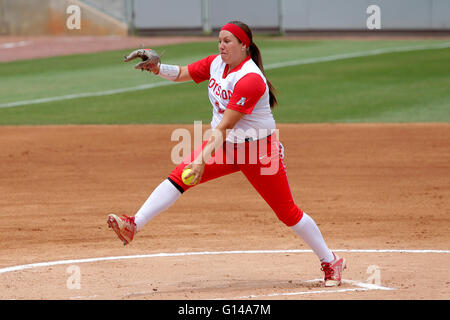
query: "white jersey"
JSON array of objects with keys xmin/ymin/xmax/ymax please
[{"xmin": 189, "ymin": 55, "xmax": 276, "ymax": 143}]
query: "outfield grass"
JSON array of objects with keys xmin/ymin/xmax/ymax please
[{"xmin": 0, "ymin": 38, "xmax": 449, "ymax": 125}]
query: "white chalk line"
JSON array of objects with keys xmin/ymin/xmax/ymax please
[
  {"xmin": 5, "ymin": 249, "xmax": 446, "ymax": 300},
  {"xmin": 1, "ymin": 249, "xmax": 448, "ymax": 275},
  {"xmin": 264, "ymin": 41, "xmax": 450, "ymax": 69},
  {"xmin": 113, "ymin": 279, "xmax": 394, "ymax": 301},
  {"xmin": 0, "ymin": 81, "xmax": 179, "ymax": 108},
  {"xmin": 213, "ymin": 279, "xmax": 395, "ymax": 300},
  {"xmin": 1, "ymin": 41, "xmax": 449, "ymax": 109},
  {"xmin": 0, "ymin": 40, "xmax": 31, "ymax": 49},
  {"xmin": 69, "ymin": 295, "xmax": 100, "ymax": 300}
]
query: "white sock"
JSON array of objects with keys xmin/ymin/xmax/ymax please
[
  {"xmin": 290, "ymin": 212, "xmax": 335, "ymax": 263},
  {"xmin": 134, "ymin": 179, "xmax": 182, "ymax": 231}
]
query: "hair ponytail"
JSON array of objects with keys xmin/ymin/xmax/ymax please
[
  {"xmin": 248, "ymin": 42, "xmax": 278, "ymax": 108},
  {"xmin": 228, "ymin": 21, "xmax": 278, "ymax": 108}
]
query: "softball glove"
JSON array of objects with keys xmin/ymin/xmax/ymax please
[{"xmin": 124, "ymin": 48, "xmax": 161, "ymax": 71}]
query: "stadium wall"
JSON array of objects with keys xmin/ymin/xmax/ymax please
[
  {"xmin": 133, "ymin": 0, "xmax": 450, "ymax": 35},
  {"xmin": 0, "ymin": 0, "xmax": 128, "ymax": 36},
  {"xmin": 1, "ymin": 0, "xmax": 449, "ymax": 36}
]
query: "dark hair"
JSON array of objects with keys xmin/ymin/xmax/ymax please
[{"xmin": 228, "ymin": 21, "xmax": 278, "ymax": 108}]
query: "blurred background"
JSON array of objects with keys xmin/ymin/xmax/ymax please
[
  {"xmin": 0, "ymin": 0, "xmax": 449, "ymax": 124},
  {"xmin": 1, "ymin": 0, "xmax": 449, "ymax": 37}
]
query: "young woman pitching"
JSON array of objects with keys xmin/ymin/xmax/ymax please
[{"xmin": 107, "ymin": 21, "xmax": 346, "ymax": 287}]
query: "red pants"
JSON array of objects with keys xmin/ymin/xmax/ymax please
[{"xmin": 168, "ymin": 133, "xmax": 303, "ymax": 227}]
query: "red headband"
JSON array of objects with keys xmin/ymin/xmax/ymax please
[{"xmin": 221, "ymin": 23, "xmax": 251, "ymax": 47}]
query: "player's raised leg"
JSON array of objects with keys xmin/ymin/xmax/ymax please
[
  {"xmin": 107, "ymin": 213, "xmax": 137, "ymax": 246},
  {"xmin": 107, "ymin": 141, "xmax": 239, "ymax": 245}
]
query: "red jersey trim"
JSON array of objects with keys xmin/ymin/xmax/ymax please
[
  {"xmin": 188, "ymin": 54, "xmax": 218, "ymax": 83},
  {"xmin": 222, "ymin": 55, "xmax": 251, "ymax": 79}
]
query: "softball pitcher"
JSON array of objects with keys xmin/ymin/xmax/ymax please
[{"xmin": 107, "ymin": 21, "xmax": 346, "ymax": 287}]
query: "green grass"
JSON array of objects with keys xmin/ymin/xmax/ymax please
[
  {"xmin": 0, "ymin": 38, "xmax": 449, "ymax": 125},
  {"xmin": 272, "ymin": 47, "xmax": 450, "ymax": 123}
]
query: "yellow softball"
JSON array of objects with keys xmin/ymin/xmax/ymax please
[{"xmin": 181, "ymin": 168, "xmax": 196, "ymax": 185}]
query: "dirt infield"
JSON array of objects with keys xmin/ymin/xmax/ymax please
[{"xmin": 0, "ymin": 123, "xmax": 449, "ymax": 300}]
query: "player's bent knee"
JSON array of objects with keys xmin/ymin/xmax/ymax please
[{"xmin": 275, "ymin": 206, "xmax": 303, "ymax": 227}]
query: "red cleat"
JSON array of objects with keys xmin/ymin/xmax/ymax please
[
  {"xmin": 321, "ymin": 253, "xmax": 347, "ymax": 287},
  {"xmin": 107, "ymin": 214, "xmax": 136, "ymax": 246}
]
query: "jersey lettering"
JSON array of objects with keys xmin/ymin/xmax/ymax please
[
  {"xmin": 201, "ymin": 55, "xmax": 275, "ymax": 143},
  {"xmin": 209, "ymin": 77, "xmax": 231, "ymax": 101}
]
